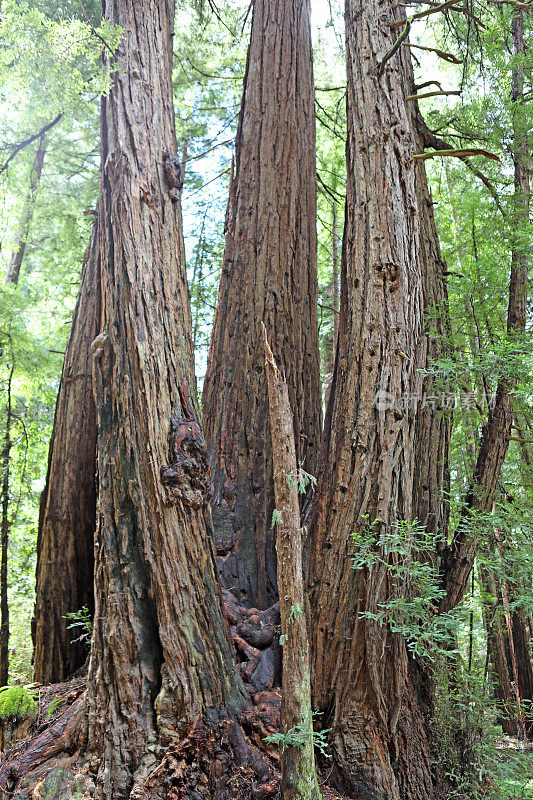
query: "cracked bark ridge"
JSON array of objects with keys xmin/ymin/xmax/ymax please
[
  {"xmin": 161, "ymin": 418, "xmax": 210, "ymax": 509},
  {"xmin": 84, "ymin": 1, "xmax": 247, "ymax": 797},
  {"xmin": 308, "ymin": 0, "xmax": 442, "ymax": 797},
  {"xmin": 202, "ymin": 0, "xmax": 322, "ymax": 610}
]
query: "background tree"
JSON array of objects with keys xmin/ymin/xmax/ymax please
[{"xmin": 202, "ymin": 0, "xmax": 322, "ymax": 609}]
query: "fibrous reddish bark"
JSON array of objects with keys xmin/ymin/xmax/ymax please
[
  {"xmin": 480, "ymin": 565, "xmax": 518, "ymax": 736},
  {"xmin": 308, "ymin": 2, "xmax": 445, "ymax": 797},
  {"xmin": 412, "ymin": 117, "xmax": 451, "ymax": 549},
  {"xmin": 512, "ymin": 604, "xmax": 533, "ymax": 738},
  {"xmin": 32, "ymin": 223, "xmax": 99, "ymax": 685},
  {"xmin": 202, "ymin": 0, "xmax": 322, "ymax": 609},
  {"xmin": 85, "ymin": 2, "xmax": 246, "ymax": 797}
]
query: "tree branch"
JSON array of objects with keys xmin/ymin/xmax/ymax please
[
  {"xmin": 402, "ymin": 42, "xmax": 463, "ymax": 64},
  {"xmin": 0, "ymin": 113, "xmax": 62, "ymax": 175},
  {"xmin": 412, "ymin": 147, "xmax": 500, "ymax": 160},
  {"xmin": 407, "ymin": 90, "xmax": 461, "ymax": 100},
  {"xmin": 378, "ymin": 22, "xmax": 411, "ymax": 76},
  {"xmin": 391, "ymin": 0, "xmax": 463, "ymax": 29}
]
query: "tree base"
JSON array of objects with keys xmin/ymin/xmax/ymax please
[{"xmin": 0, "ymin": 680, "xmax": 282, "ymax": 800}]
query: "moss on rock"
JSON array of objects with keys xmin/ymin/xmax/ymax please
[{"xmin": 0, "ymin": 686, "xmax": 37, "ymax": 722}]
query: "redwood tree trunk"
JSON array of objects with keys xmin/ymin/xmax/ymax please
[
  {"xmin": 323, "ymin": 199, "xmax": 340, "ymax": 405},
  {"xmin": 308, "ymin": 2, "xmax": 442, "ymax": 797},
  {"xmin": 412, "ymin": 114, "xmax": 451, "ymax": 548},
  {"xmin": 511, "ymin": 604, "xmax": 533, "ymax": 738},
  {"xmin": 86, "ymin": 2, "xmax": 245, "ymax": 797},
  {"xmin": 202, "ymin": 0, "xmax": 322, "ymax": 609},
  {"xmin": 480, "ymin": 565, "xmax": 518, "ymax": 736},
  {"xmin": 32, "ymin": 223, "xmax": 99, "ymax": 684}
]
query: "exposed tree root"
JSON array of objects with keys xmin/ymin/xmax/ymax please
[
  {"xmin": 0, "ymin": 674, "xmax": 358, "ymax": 799},
  {"xmin": 0, "ymin": 692, "xmax": 86, "ymax": 798},
  {"xmin": 0, "ymin": 687, "xmax": 282, "ymax": 800}
]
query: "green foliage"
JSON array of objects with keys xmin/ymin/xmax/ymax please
[
  {"xmin": 431, "ymin": 665, "xmax": 533, "ymax": 799},
  {"xmin": 288, "ymin": 604, "xmax": 303, "ymax": 624},
  {"xmin": 271, "ymin": 509, "xmax": 282, "ymax": 529},
  {"xmin": 0, "ymin": 685, "xmax": 36, "ymax": 721},
  {"xmin": 286, "ymin": 468, "xmax": 317, "ymax": 495},
  {"xmin": 264, "ymin": 713, "xmax": 331, "ymax": 759},
  {"xmin": 45, "ymin": 694, "xmax": 67, "ymax": 720},
  {"xmin": 65, "ymin": 604, "xmax": 93, "ymax": 644},
  {"xmin": 0, "ymin": 0, "xmax": 121, "ymax": 117},
  {"xmin": 352, "ymin": 519, "xmax": 465, "ymax": 660}
]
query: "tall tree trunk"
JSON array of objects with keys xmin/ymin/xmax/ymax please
[
  {"xmin": 4, "ymin": 134, "xmax": 47, "ymax": 285},
  {"xmin": 32, "ymin": 223, "xmax": 100, "ymax": 684},
  {"xmin": 264, "ymin": 328, "xmax": 320, "ymax": 800},
  {"xmin": 202, "ymin": 0, "xmax": 322, "ymax": 609},
  {"xmin": 86, "ymin": 2, "xmax": 246, "ymax": 797},
  {"xmin": 440, "ymin": 8, "xmax": 529, "ymax": 613},
  {"xmin": 412, "ymin": 120, "xmax": 451, "ymax": 549},
  {"xmin": 308, "ymin": 2, "xmax": 440, "ymax": 797},
  {"xmin": 0, "ymin": 366, "xmax": 13, "ymax": 686},
  {"xmin": 511, "ymin": 603, "xmax": 533, "ymax": 738},
  {"xmin": 479, "ymin": 565, "xmax": 518, "ymax": 736},
  {"xmin": 332, "ymin": 202, "xmax": 339, "ymax": 353}
]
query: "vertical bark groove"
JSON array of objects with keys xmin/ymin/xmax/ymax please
[
  {"xmin": 308, "ymin": 2, "xmax": 447, "ymax": 797},
  {"xmin": 202, "ymin": 0, "xmax": 322, "ymax": 609},
  {"xmin": 33, "ymin": 223, "xmax": 99, "ymax": 684},
  {"xmin": 86, "ymin": 3, "xmax": 246, "ymax": 797}
]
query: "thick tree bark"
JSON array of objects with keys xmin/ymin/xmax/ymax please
[
  {"xmin": 307, "ymin": 2, "xmax": 441, "ymax": 798},
  {"xmin": 202, "ymin": 0, "xmax": 322, "ymax": 609},
  {"xmin": 264, "ymin": 328, "xmax": 320, "ymax": 800},
  {"xmin": 412, "ymin": 120, "xmax": 451, "ymax": 548},
  {"xmin": 4, "ymin": 134, "xmax": 47, "ymax": 285},
  {"xmin": 32, "ymin": 223, "xmax": 99, "ymax": 685},
  {"xmin": 86, "ymin": 2, "xmax": 246, "ymax": 797},
  {"xmin": 511, "ymin": 604, "xmax": 533, "ymax": 738},
  {"xmin": 440, "ymin": 8, "xmax": 529, "ymax": 613}
]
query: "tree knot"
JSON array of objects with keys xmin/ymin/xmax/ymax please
[
  {"xmin": 162, "ymin": 152, "xmax": 183, "ymax": 197},
  {"xmin": 161, "ymin": 417, "xmax": 210, "ymax": 509},
  {"xmin": 90, "ymin": 332, "xmax": 109, "ymax": 360}
]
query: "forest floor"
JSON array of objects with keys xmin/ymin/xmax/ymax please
[{"xmin": 1, "ymin": 592, "xmax": 531, "ymax": 800}]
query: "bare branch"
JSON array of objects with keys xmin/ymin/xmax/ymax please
[
  {"xmin": 391, "ymin": 0, "xmax": 463, "ymax": 29},
  {"xmin": 0, "ymin": 113, "xmax": 62, "ymax": 175},
  {"xmin": 378, "ymin": 21, "xmax": 411, "ymax": 76},
  {"xmin": 406, "ymin": 89, "xmax": 461, "ymax": 100},
  {"xmin": 402, "ymin": 42, "xmax": 463, "ymax": 64},
  {"xmin": 412, "ymin": 147, "xmax": 501, "ymax": 161}
]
